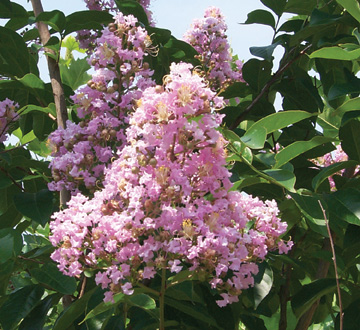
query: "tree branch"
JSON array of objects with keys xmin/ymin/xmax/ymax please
[
  {"xmin": 30, "ymin": 0, "xmax": 70, "ymax": 206},
  {"xmin": 229, "ymin": 44, "xmax": 313, "ymax": 130}
]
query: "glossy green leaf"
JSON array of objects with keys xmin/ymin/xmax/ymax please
[
  {"xmin": 243, "ymin": 9, "xmax": 276, "ymax": 29},
  {"xmin": 60, "ymin": 58, "xmax": 91, "ymax": 90},
  {"xmin": 165, "ymin": 297, "xmax": 220, "ymax": 329},
  {"xmin": 263, "ymin": 169, "xmax": 296, "ymax": 192},
  {"xmin": 19, "ymin": 103, "xmax": 56, "ymax": 117},
  {"xmin": 53, "ymin": 287, "xmax": 97, "ymax": 330},
  {"xmin": 340, "ymin": 118, "xmax": 360, "ymax": 161},
  {"xmin": 0, "ymin": 228, "xmax": 23, "ymax": 263},
  {"xmin": 291, "ymin": 279, "xmax": 337, "ymax": 317},
  {"xmin": 274, "ymin": 136, "xmax": 335, "ymax": 168},
  {"xmin": 13, "ymin": 189, "xmax": 54, "ymax": 225},
  {"xmin": 334, "ymin": 97, "xmax": 360, "ymax": 116},
  {"xmin": 290, "ymin": 192, "xmax": 328, "ymax": 236},
  {"xmin": 0, "ymin": 1, "xmax": 27, "ymax": 19},
  {"xmin": 326, "ymin": 188, "xmax": 360, "ymax": 226},
  {"xmin": 336, "ymin": 0, "xmax": 360, "ymax": 23},
  {"xmin": 36, "ymin": 10, "xmax": 66, "ymax": 33},
  {"xmin": 0, "ymin": 285, "xmax": 45, "ymax": 330},
  {"xmin": 285, "ymin": 0, "xmax": 318, "ymax": 15},
  {"xmin": 310, "ymin": 45, "xmax": 360, "ymax": 61},
  {"xmin": 250, "ymin": 42, "xmax": 281, "ymax": 61},
  {"xmin": 30, "ymin": 262, "xmax": 77, "ymax": 295},
  {"xmin": 241, "ymin": 126, "xmax": 267, "ymax": 149},
  {"xmin": 253, "ymin": 262, "xmax": 273, "ymax": 308},
  {"xmin": 312, "ymin": 160, "xmax": 359, "ymax": 191},
  {"xmin": 64, "ymin": 11, "xmax": 113, "ymax": 36},
  {"xmin": 309, "ymin": 8, "xmax": 342, "ymax": 26},
  {"xmin": 0, "ymin": 171, "xmax": 13, "ymax": 189},
  {"xmin": 127, "ymin": 293, "xmax": 156, "ymax": 309},
  {"xmin": 242, "ymin": 59, "xmax": 272, "ymax": 92},
  {"xmin": 239, "ymin": 315, "xmax": 267, "ymax": 330},
  {"xmin": 0, "ymin": 26, "xmax": 29, "ymax": 77},
  {"xmin": 261, "ymin": 0, "xmax": 286, "ymax": 16},
  {"xmin": 244, "ymin": 110, "xmax": 315, "ymax": 149},
  {"xmin": 19, "ymin": 295, "xmax": 55, "ymax": 330}
]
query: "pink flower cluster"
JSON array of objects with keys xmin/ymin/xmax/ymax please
[
  {"xmin": 79, "ymin": 0, "xmax": 153, "ymax": 50},
  {"xmin": 183, "ymin": 7, "xmax": 245, "ymax": 91},
  {"xmin": 50, "ymin": 63, "xmax": 291, "ymax": 307},
  {"xmin": 48, "ymin": 13, "xmax": 154, "ymax": 194},
  {"xmin": 0, "ymin": 98, "xmax": 18, "ymax": 143},
  {"xmin": 313, "ymin": 145, "xmax": 359, "ymax": 190}
]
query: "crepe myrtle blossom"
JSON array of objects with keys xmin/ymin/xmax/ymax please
[
  {"xmin": 48, "ymin": 13, "xmax": 155, "ymax": 194},
  {"xmin": 0, "ymin": 98, "xmax": 19, "ymax": 143},
  {"xmin": 183, "ymin": 7, "xmax": 245, "ymax": 91},
  {"xmin": 50, "ymin": 63, "xmax": 292, "ymax": 307},
  {"xmin": 312, "ymin": 144, "xmax": 359, "ymax": 190},
  {"xmin": 79, "ymin": 0, "xmax": 153, "ymax": 49}
]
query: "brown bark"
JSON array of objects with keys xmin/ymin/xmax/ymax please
[{"xmin": 30, "ymin": 0, "xmax": 71, "ymax": 206}]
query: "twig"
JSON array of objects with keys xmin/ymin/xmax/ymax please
[
  {"xmin": 318, "ymin": 200, "xmax": 343, "ymax": 330},
  {"xmin": 78, "ymin": 276, "xmax": 87, "ymax": 299},
  {"xmin": 229, "ymin": 44, "xmax": 313, "ymax": 129}
]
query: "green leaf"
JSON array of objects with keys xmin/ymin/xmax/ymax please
[
  {"xmin": 239, "ymin": 314, "xmax": 267, "ymax": 330},
  {"xmin": 262, "ymin": 169, "xmax": 296, "ymax": 192},
  {"xmin": 261, "ymin": 0, "xmax": 287, "ymax": 16},
  {"xmin": 19, "ymin": 103, "xmax": 57, "ymax": 117},
  {"xmin": 336, "ymin": 0, "xmax": 360, "ymax": 23},
  {"xmin": 285, "ymin": 0, "xmax": 317, "ymax": 15},
  {"xmin": 0, "ymin": 1, "xmax": 27, "ymax": 19},
  {"xmin": 244, "ymin": 110, "xmax": 315, "ymax": 149},
  {"xmin": 326, "ymin": 188, "xmax": 360, "ymax": 226},
  {"xmin": 61, "ymin": 35, "xmax": 85, "ymax": 54},
  {"xmin": 164, "ymin": 297, "xmax": 220, "ymax": 329},
  {"xmin": 310, "ymin": 45, "xmax": 360, "ymax": 61},
  {"xmin": 309, "ymin": 8, "xmax": 342, "ymax": 26},
  {"xmin": 60, "ymin": 58, "xmax": 91, "ymax": 90},
  {"xmin": 81, "ymin": 293, "xmax": 124, "ymax": 324},
  {"xmin": 13, "ymin": 189, "xmax": 54, "ymax": 225},
  {"xmin": 0, "ymin": 170, "xmax": 13, "ymax": 189},
  {"xmin": 0, "ymin": 228, "xmax": 23, "ymax": 264},
  {"xmin": 290, "ymin": 192, "xmax": 328, "ymax": 236},
  {"xmin": 0, "ymin": 285, "xmax": 45, "ymax": 330},
  {"xmin": 274, "ymin": 136, "xmax": 336, "ymax": 168},
  {"xmin": 127, "ymin": 293, "xmax": 156, "ymax": 309},
  {"xmin": 312, "ymin": 160, "xmax": 359, "ymax": 192},
  {"xmin": 30, "ymin": 263, "xmax": 77, "ymax": 295},
  {"xmin": 243, "ymin": 9, "xmax": 276, "ymax": 29},
  {"xmin": 252, "ymin": 262, "xmax": 273, "ymax": 308},
  {"xmin": 53, "ymin": 287, "xmax": 98, "ymax": 330},
  {"xmin": 241, "ymin": 126, "xmax": 267, "ymax": 149},
  {"xmin": 250, "ymin": 42, "xmax": 281, "ymax": 61},
  {"xmin": 334, "ymin": 97, "xmax": 360, "ymax": 116},
  {"xmin": 291, "ymin": 278, "xmax": 337, "ymax": 317},
  {"xmin": 64, "ymin": 11, "xmax": 113, "ymax": 36},
  {"xmin": 19, "ymin": 295, "xmax": 55, "ymax": 330},
  {"xmin": 0, "ymin": 26, "xmax": 29, "ymax": 77},
  {"xmin": 36, "ymin": 10, "xmax": 66, "ymax": 33},
  {"xmin": 340, "ymin": 118, "xmax": 360, "ymax": 161},
  {"xmin": 242, "ymin": 59, "xmax": 272, "ymax": 92}
]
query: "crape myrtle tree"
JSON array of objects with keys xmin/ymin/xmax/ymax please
[{"xmin": 0, "ymin": 0, "xmax": 360, "ymax": 329}]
